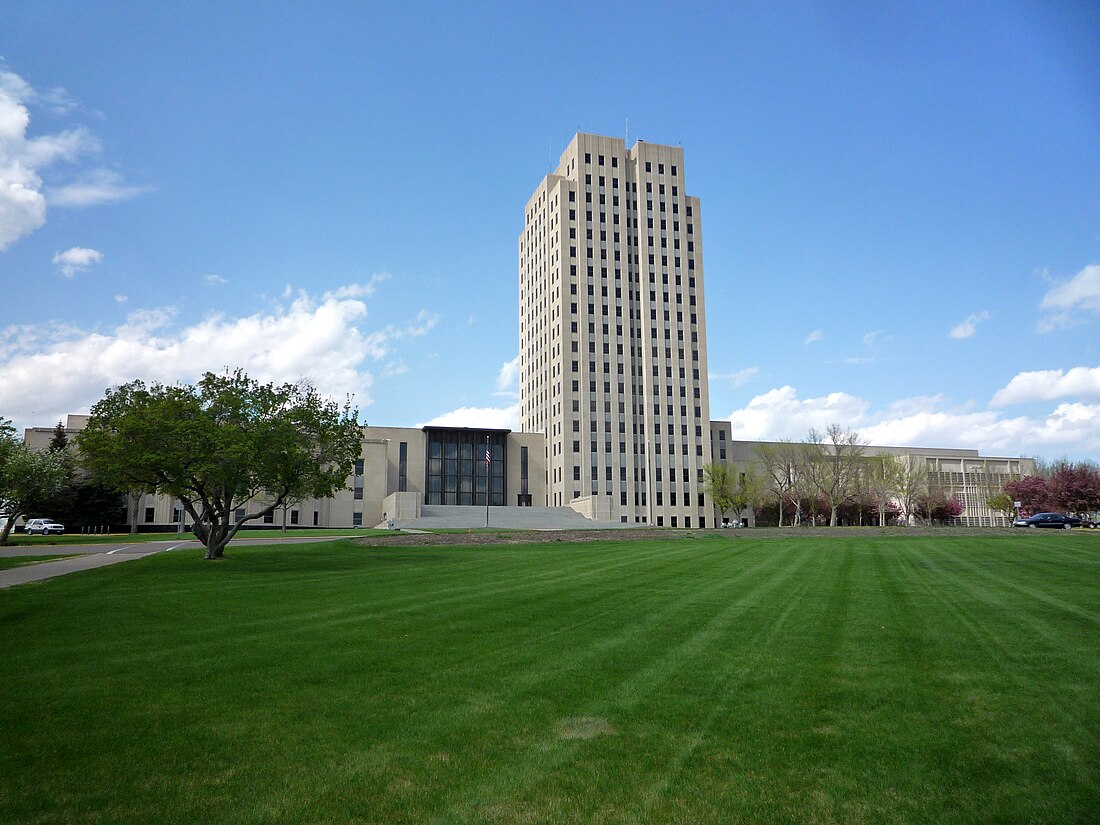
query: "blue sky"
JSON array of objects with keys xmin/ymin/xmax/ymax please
[{"xmin": 2, "ymin": 1, "xmax": 1098, "ymax": 461}]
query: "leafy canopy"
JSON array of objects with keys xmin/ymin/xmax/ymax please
[
  {"xmin": 0, "ymin": 419, "xmax": 69, "ymax": 545},
  {"xmin": 77, "ymin": 370, "xmax": 362, "ymax": 558}
]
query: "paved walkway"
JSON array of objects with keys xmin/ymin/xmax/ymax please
[
  {"xmin": 0, "ymin": 548, "xmax": 164, "ymax": 588},
  {"xmin": 0, "ymin": 535, "xmax": 359, "ymax": 590}
]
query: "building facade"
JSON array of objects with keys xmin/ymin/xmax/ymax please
[
  {"xmin": 17, "ymin": 134, "xmax": 1039, "ymax": 533},
  {"xmin": 710, "ymin": 422, "xmax": 1036, "ymax": 527},
  {"xmin": 519, "ymin": 133, "xmax": 713, "ymax": 527},
  {"xmin": 23, "ymin": 417, "xmax": 545, "ymax": 531}
]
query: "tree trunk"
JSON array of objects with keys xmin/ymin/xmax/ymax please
[
  {"xmin": 777, "ymin": 495, "xmax": 784, "ymax": 528},
  {"xmin": 829, "ymin": 505, "xmax": 839, "ymax": 527},
  {"xmin": 127, "ymin": 492, "xmax": 142, "ymax": 534},
  {"xmin": 0, "ymin": 511, "xmax": 21, "ymax": 546}
]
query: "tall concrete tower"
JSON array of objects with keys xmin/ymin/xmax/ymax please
[{"xmin": 518, "ymin": 134, "xmax": 713, "ymax": 527}]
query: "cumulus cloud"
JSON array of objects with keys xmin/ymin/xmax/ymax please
[
  {"xmin": 0, "ymin": 69, "xmax": 145, "ymax": 250},
  {"xmin": 948, "ymin": 310, "xmax": 990, "ymax": 339},
  {"xmin": 0, "ymin": 282, "xmax": 435, "ymax": 433},
  {"xmin": 1038, "ymin": 264, "xmax": 1100, "ymax": 332},
  {"xmin": 203, "ymin": 273, "xmax": 227, "ymax": 286},
  {"xmin": 418, "ymin": 404, "xmax": 520, "ymax": 431},
  {"xmin": 724, "ymin": 385, "xmax": 1100, "ymax": 457},
  {"xmin": 860, "ymin": 403, "xmax": 1100, "ymax": 455},
  {"xmin": 727, "ymin": 386, "xmax": 868, "ymax": 439},
  {"xmin": 494, "ymin": 354, "xmax": 520, "ymax": 395},
  {"xmin": 991, "ymin": 365, "xmax": 1100, "ymax": 407},
  {"xmin": 803, "ymin": 330, "xmax": 824, "ymax": 345},
  {"xmin": 52, "ymin": 246, "xmax": 102, "ymax": 277}
]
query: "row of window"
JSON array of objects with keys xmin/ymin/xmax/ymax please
[
  {"xmin": 155, "ymin": 507, "xmax": 320, "ymax": 527},
  {"xmin": 581, "ymin": 150, "xmax": 678, "ymax": 179}
]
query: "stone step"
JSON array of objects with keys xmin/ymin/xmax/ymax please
[{"xmin": 390, "ymin": 504, "xmax": 629, "ymax": 530}]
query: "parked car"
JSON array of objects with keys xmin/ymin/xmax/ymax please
[
  {"xmin": 1013, "ymin": 513, "xmax": 1082, "ymax": 529},
  {"xmin": 24, "ymin": 518, "xmax": 65, "ymax": 536},
  {"xmin": 1080, "ymin": 518, "xmax": 1099, "ymax": 529}
]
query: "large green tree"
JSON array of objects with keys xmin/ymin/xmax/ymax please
[
  {"xmin": 0, "ymin": 418, "xmax": 69, "ymax": 545},
  {"xmin": 77, "ymin": 371, "xmax": 363, "ymax": 559},
  {"xmin": 702, "ymin": 463, "xmax": 737, "ymax": 525}
]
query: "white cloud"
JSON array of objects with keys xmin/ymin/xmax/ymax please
[
  {"xmin": 52, "ymin": 246, "xmax": 102, "ymax": 277},
  {"xmin": 1037, "ymin": 264, "xmax": 1100, "ymax": 332},
  {"xmin": 711, "ymin": 367, "xmax": 759, "ymax": 387},
  {"xmin": 803, "ymin": 330, "xmax": 824, "ymax": 344},
  {"xmin": 727, "ymin": 386, "xmax": 868, "ymax": 440},
  {"xmin": 860, "ymin": 403, "xmax": 1100, "ymax": 455},
  {"xmin": 360, "ymin": 309, "xmax": 439, "ymax": 360},
  {"xmin": 948, "ymin": 310, "xmax": 990, "ymax": 339},
  {"xmin": 885, "ymin": 394, "xmax": 948, "ymax": 418},
  {"xmin": 724, "ymin": 385, "xmax": 1100, "ymax": 457},
  {"xmin": 381, "ymin": 360, "xmax": 407, "ymax": 378},
  {"xmin": 47, "ymin": 168, "xmax": 151, "ymax": 207},
  {"xmin": 203, "ymin": 273, "xmax": 227, "ymax": 286},
  {"xmin": 418, "ymin": 404, "xmax": 520, "ymax": 431},
  {"xmin": 495, "ymin": 354, "xmax": 520, "ymax": 394},
  {"xmin": 0, "ymin": 282, "xmax": 432, "ymax": 433},
  {"xmin": 862, "ymin": 330, "xmax": 884, "ymax": 347},
  {"xmin": 113, "ymin": 294, "xmax": 127, "ymax": 303},
  {"xmin": 0, "ymin": 69, "xmax": 145, "ymax": 250},
  {"xmin": 991, "ymin": 365, "xmax": 1100, "ymax": 407},
  {"xmin": 325, "ymin": 273, "xmax": 389, "ymax": 300}
]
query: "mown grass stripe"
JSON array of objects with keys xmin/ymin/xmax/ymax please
[{"xmin": 2, "ymin": 535, "xmax": 1098, "ymax": 824}]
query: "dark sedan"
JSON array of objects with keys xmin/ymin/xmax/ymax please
[{"xmin": 1014, "ymin": 513, "xmax": 1082, "ymax": 529}]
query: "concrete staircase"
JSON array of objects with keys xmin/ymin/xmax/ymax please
[{"xmin": 391, "ymin": 505, "xmax": 629, "ymax": 530}]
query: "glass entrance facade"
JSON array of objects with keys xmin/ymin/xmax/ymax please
[{"xmin": 424, "ymin": 428, "xmax": 507, "ymax": 506}]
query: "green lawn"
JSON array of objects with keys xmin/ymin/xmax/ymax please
[{"xmin": 1, "ymin": 533, "xmax": 1097, "ymax": 823}]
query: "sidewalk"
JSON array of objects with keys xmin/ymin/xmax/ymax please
[{"xmin": 0, "ymin": 549, "xmax": 161, "ymax": 589}]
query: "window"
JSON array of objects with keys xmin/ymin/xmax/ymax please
[
  {"xmin": 352, "ymin": 512, "xmax": 363, "ymax": 527},
  {"xmin": 313, "ymin": 511, "xmax": 319, "ymax": 526},
  {"xmin": 144, "ymin": 507, "xmax": 155, "ymax": 523},
  {"xmin": 290, "ymin": 510, "xmax": 299, "ymax": 525},
  {"xmin": 398, "ymin": 442, "xmax": 408, "ymax": 492},
  {"xmin": 263, "ymin": 511, "xmax": 274, "ymax": 524}
]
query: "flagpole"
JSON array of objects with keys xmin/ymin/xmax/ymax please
[{"xmin": 485, "ymin": 435, "xmax": 490, "ymax": 528}]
